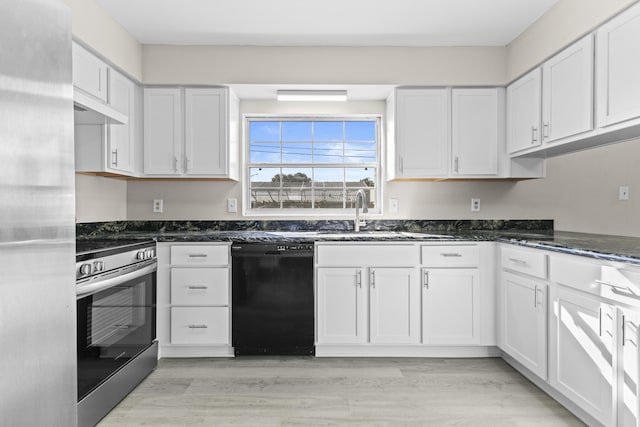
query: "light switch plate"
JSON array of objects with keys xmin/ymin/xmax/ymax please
[
  {"xmin": 227, "ymin": 198, "xmax": 238, "ymax": 213},
  {"xmin": 153, "ymin": 199, "xmax": 163, "ymax": 213},
  {"xmin": 389, "ymin": 198, "xmax": 399, "ymax": 213},
  {"xmin": 619, "ymin": 186, "xmax": 630, "ymax": 200},
  {"xmin": 471, "ymin": 198, "xmax": 480, "ymax": 212}
]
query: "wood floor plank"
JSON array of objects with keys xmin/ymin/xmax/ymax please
[{"xmin": 97, "ymin": 357, "xmax": 585, "ymax": 426}]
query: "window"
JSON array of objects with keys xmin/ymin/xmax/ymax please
[{"xmin": 246, "ymin": 117, "xmax": 380, "ymax": 214}]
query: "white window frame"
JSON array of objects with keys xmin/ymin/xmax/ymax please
[{"xmin": 243, "ymin": 115, "xmax": 382, "ymax": 216}]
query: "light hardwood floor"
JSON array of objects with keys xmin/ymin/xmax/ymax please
[{"xmin": 98, "ymin": 357, "xmax": 584, "ymax": 426}]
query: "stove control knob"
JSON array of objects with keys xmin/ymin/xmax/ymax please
[
  {"xmin": 93, "ymin": 261, "xmax": 104, "ymax": 272},
  {"xmin": 136, "ymin": 250, "xmax": 146, "ymax": 260},
  {"xmin": 79, "ymin": 263, "xmax": 92, "ymax": 276}
]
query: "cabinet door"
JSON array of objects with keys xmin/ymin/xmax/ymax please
[
  {"xmin": 394, "ymin": 89, "xmax": 449, "ymax": 178},
  {"xmin": 549, "ymin": 286, "xmax": 614, "ymax": 426},
  {"xmin": 316, "ymin": 268, "xmax": 366, "ymax": 344},
  {"xmin": 542, "ymin": 35, "xmax": 594, "ymax": 143},
  {"xmin": 501, "ymin": 272, "xmax": 547, "ymax": 379},
  {"xmin": 507, "ymin": 68, "xmax": 542, "ymax": 154},
  {"xmin": 422, "ymin": 268, "xmax": 480, "ymax": 345},
  {"xmin": 184, "ymin": 88, "xmax": 228, "ymax": 176},
  {"xmin": 170, "ymin": 307, "xmax": 229, "ymax": 345},
  {"xmin": 143, "ymin": 88, "xmax": 182, "ymax": 175},
  {"xmin": 106, "ymin": 70, "xmax": 134, "ymax": 174},
  {"xmin": 451, "ymin": 88, "xmax": 499, "ymax": 176},
  {"xmin": 72, "ymin": 42, "xmax": 108, "ymax": 103},
  {"xmin": 369, "ymin": 267, "xmax": 420, "ymax": 344},
  {"xmin": 619, "ymin": 308, "xmax": 640, "ymax": 427},
  {"xmin": 596, "ymin": 2, "xmax": 640, "ymax": 128}
]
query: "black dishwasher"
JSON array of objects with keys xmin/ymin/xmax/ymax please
[{"xmin": 231, "ymin": 242, "xmax": 315, "ymax": 356}]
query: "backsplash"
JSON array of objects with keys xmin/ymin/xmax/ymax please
[{"xmin": 77, "ymin": 219, "xmax": 553, "ymax": 238}]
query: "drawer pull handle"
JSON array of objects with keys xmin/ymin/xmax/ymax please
[
  {"xmin": 596, "ymin": 280, "xmax": 631, "ymax": 293},
  {"xmin": 188, "ymin": 286, "xmax": 208, "ymax": 290},
  {"xmin": 440, "ymin": 253, "xmax": 462, "ymax": 257},
  {"xmin": 356, "ymin": 270, "xmax": 362, "ymax": 288},
  {"xmin": 188, "ymin": 254, "xmax": 208, "ymax": 258},
  {"xmin": 423, "ymin": 270, "xmax": 429, "ymax": 289},
  {"xmin": 508, "ymin": 258, "xmax": 527, "ymax": 265},
  {"xmin": 188, "ymin": 324, "xmax": 208, "ymax": 329}
]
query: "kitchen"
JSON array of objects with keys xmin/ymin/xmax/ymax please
[{"xmin": 4, "ymin": 0, "xmax": 640, "ymax": 425}]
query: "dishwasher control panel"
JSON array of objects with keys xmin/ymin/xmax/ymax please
[{"xmin": 276, "ymin": 243, "xmax": 314, "ymax": 252}]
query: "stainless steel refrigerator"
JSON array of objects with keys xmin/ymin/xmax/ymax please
[{"xmin": 0, "ymin": 0, "xmax": 77, "ymax": 426}]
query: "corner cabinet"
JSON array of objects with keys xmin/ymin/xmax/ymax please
[
  {"xmin": 143, "ymin": 87, "xmax": 239, "ymax": 179},
  {"xmin": 156, "ymin": 242, "xmax": 233, "ymax": 357},
  {"xmin": 507, "ymin": 68, "xmax": 542, "ymax": 154}
]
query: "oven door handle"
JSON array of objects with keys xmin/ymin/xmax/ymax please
[{"xmin": 76, "ymin": 261, "xmax": 157, "ymax": 299}]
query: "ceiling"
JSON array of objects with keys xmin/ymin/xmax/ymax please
[{"xmin": 97, "ymin": 0, "xmax": 559, "ymax": 47}]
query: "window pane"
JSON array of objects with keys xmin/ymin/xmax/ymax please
[
  {"xmin": 250, "ymin": 121, "xmax": 280, "ymax": 142},
  {"xmin": 282, "ymin": 121, "xmax": 312, "ymax": 142},
  {"xmin": 249, "ymin": 167, "xmax": 281, "ymax": 209},
  {"xmin": 314, "ymin": 142, "xmax": 343, "ymax": 163},
  {"xmin": 250, "ymin": 142, "xmax": 280, "ymax": 163},
  {"xmin": 282, "ymin": 142, "xmax": 312, "ymax": 163},
  {"xmin": 314, "ymin": 121, "xmax": 343, "ymax": 141},
  {"xmin": 313, "ymin": 168, "xmax": 344, "ymax": 187},
  {"xmin": 315, "ymin": 188, "xmax": 344, "ymax": 209},
  {"xmin": 346, "ymin": 168, "xmax": 376, "ymax": 209},
  {"xmin": 345, "ymin": 121, "xmax": 376, "ymax": 141},
  {"xmin": 344, "ymin": 141, "xmax": 376, "ymax": 163}
]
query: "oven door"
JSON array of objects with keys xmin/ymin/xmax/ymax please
[{"xmin": 76, "ymin": 260, "xmax": 156, "ymax": 401}]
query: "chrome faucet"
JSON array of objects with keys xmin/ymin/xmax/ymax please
[{"xmin": 354, "ymin": 189, "xmax": 369, "ymax": 232}]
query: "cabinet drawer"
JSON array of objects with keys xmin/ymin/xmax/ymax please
[
  {"xmin": 421, "ymin": 244, "xmax": 478, "ymax": 267},
  {"xmin": 171, "ymin": 268, "xmax": 229, "ymax": 305},
  {"xmin": 316, "ymin": 244, "xmax": 418, "ymax": 267},
  {"xmin": 501, "ymin": 246, "xmax": 547, "ymax": 279},
  {"xmin": 170, "ymin": 307, "xmax": 229, "ymax": 345},
  {"xmin": 549, "ymin": 255, "xmax": 600, "ymax": 293},
  {"xmin": 170, "ymin": 245, "xmax": 229, "ymax": 265},
  {"xmin": 600, "ymin": 265, "xmax": 640, "ymax": 307}
]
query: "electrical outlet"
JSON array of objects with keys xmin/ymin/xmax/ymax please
[
  {"xmin": 227, "ymin": 198, "xmax": 238, "ymax": 213},
  {"xmin": 389, "ymin": 199, "xmax": 399, "ymax": 213},
  {"xmin": 153, "ymin": 199, "xmax": 163, "ymax": 213},
  {"xmin": 619, "ymin": 186, "xmax": 630, "ymax": 200},
  {"xmin": 471, "ymin": 198, "xmax": 481, "ymax": 212}
]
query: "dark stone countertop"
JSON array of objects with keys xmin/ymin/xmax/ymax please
[{"xmin": 75, "ymin": 219, "xmax": 640, "ymax": 266}]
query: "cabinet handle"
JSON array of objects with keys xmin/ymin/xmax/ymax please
[
  {"xmin": 508, "ymin": 258, "xmax": 527, "ymax": 266},
  {"xmin": 188, "ymin": 324, "xmax": 208, "ymax": 329},
  {"xmin": 174, "ymin": 156, "xmax": 179, "ymax": 172},
  {"xmin": 188, "ymin": 285, "xmax": 208, "ymax": 290},
  {"xmin": 531, "ymin": 126, "xmax": 538, "ymax": 143},
  {"xmin": 188, "ymin": 254, "xmax": 208, "ymax": 258},
  {"xmin": 185, "ymin": 157, "xmax": 191, "ymax": 172},
  {"xmin": 400, "ymin": 157, "xmax": 404, "ymax": 174},
  {"xmin": 454, "ymin": 156, "xmax": 459, "ymax": 173},
  {"xmin": 440, "ymin": 252, "xmax": 462, "ymax": 257},
  {"xmin": 622, "ymin": 314, "xmax": 627, "ymax": 347},
  {"xmin": 596, "ymin": 279, "xmax": 631, "ymax": 293},
  {"xmin": 356, "ymin": 270, "xmax": 362, "ymax": 288},
  {"xmin": 111, "ymin": 149, "xmax": 118, "ymax": 167},
  {"xmin": 371, "ymin": 270, "xmax": 375, "ymax": 288},
  {"xmin": 598, "ymin": 307, "xmax": 602, "ymax": 337},
  {"xmin": 423, "ymin": 270, "xmax": 429, "ymax": 289},
  {"xmin": 543, "ymin": 122, "xmax": 549, "ymax": 139},
  {"xmin": 534, "ymin": 285, "xmax": 538, "ymax": 308}
]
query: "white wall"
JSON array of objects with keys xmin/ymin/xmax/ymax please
[{"xmin": 75, "ymin": 174, "xmax": 127, "ymax": 222}]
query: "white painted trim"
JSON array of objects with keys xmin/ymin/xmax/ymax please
[{"xmin": 315, "ymin": 345, "xmax": 500, "ymax": 358}]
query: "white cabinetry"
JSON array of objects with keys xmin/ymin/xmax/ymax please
[
  {"xmin": 72, "ymin": 42, "xmax": 108, "ymax": 103},
  {"xmin": 507, "ymin": 69, "xmax": 542, "ymax": 154},
  {"xmin": 387, "ymin": 88, "xmax": 449, "ymax": 179},
  {"xmin": 315, "ymin": 243, "xmax": 420, "ymax": 353},
  {"xmin": 499, "ymin": 245, "xmax": 549, "ymax": 380},
  {"xmin": 596, "ymin": 2, "xmax": 640, "ymax": 128},
  {"xmin": 143, "ymin": 87, "xmax": 239, "ymax": 179},
  {"xmin": 451, "ymin": 88, "xmax": 500, "ymax": 176},
  {"xmin": 541, "ymin": 35, "xmax": 594, "ymax": 143},
  {"xmin": 157, "ymin": 243, "xmax": 232, "ymax": 357},
  {"xmin": 421, "ymin": 244, "xmax": 481, "ymax": 345},
  {"xmin": 75, "ymin": 69, "xmax": 140, "ymax": 176},
  {"xmin": 548, "ymin": 285, "xmax": 614, "ymax": 426}
]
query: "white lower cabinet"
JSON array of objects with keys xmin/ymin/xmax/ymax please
[
  {"xmin": 316, "ymin": 267, "xmax": 366, "ymax": 344},
  {"xmin": 501, "ymin": 271, "xmax": 548, "ymax": 379},
  {"xmin": 369, "ymin": 267, "xmax": 420, "ymax": 344},
  {"xmin": 157, "ymin": 242, "xmax": 232, "ymax": 357},
  {"xmin": 422, "ymin": 268, "xmax": 480, "ymax": 345},
  {"xmin": 549, "ymin": 285, "xmax": 615, "ymax": 426},
  {"xmin": 618, "ymin": 307, "xmax": 640, "ymax": 427}
]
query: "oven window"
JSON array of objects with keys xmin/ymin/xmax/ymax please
[{"xmin": 77, "ymin": 271, "xmax": 156, "ymax": 400}]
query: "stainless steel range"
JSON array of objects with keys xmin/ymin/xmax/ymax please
[{"xmin": 76, "ymin": 239, "xmax": 158, "ymax": 427}]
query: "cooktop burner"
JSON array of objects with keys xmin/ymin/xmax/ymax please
[{"xmin": 76, "ymin": 238, "xmax": 155, "ymax": 261}]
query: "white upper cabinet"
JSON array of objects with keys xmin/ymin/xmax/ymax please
[
  {"xmin": 72, "ymin": 42, "xmax": 108, "ymax": 103},
  {"xmin": 451, "ymin": 88, "xmax": 500, "ymax": 176},
  {"xmin": 541, "ymin": 35, "xmax": 594, "ymax": 143},
  {"xmin": 507, "ymin": 69, "xmax": 542, "ymax": 154},
  {"xmin": 143, "ymin": 87, "xmax": 239, "ymax": 179},
  {"xmin": 106, "ymin": 69, "xmax": 135, "ymax": 174},
  {"xmin": 596, "ymin": 2, "xmax": 640, "ymax": 128},
  {"xmin": 389, "ymin": 88, "xmax": 449, "ymax": 179},
  {"xmin": 144, "ymin": 88, "xmax": 182, "ymax": 175}
]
